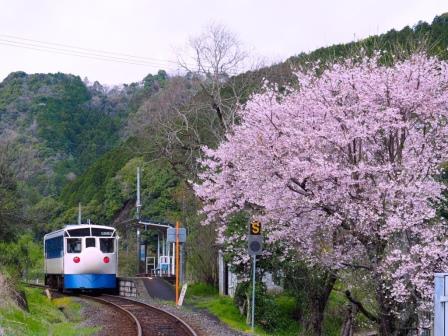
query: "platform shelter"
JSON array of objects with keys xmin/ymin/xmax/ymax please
[{"xmin": 136, "ymin": 220, "xmax": 186, "ymax": 284}]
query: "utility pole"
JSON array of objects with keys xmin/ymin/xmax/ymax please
[
  {"xmin": 136, "ymin": 167, "xmax": 142, "ymax": 274},
  {"xmin": 78, "ymin": 203, "xmax": 82, "ymax": 225},
  {"xmin": 175, "ymin": 221, "xmax": 180, "ymax": 305}
]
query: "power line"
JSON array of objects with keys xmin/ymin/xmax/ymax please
[
  {"xmin": 0, "ymin": 33, "xmax": 244, "ymax": 76},
  {"xmin": 0, "ymin": 38, "xmax": 176, "ymax": 66},
  {"xmin": 0, "ymin": 33, "xmax": 184, "ymax": 66},
  {"xmin": 0, "ymin": 40, "xmax": 172, "ymax": 68},
  {"xmin": 0, "ymin": 38, "xmax": 178, "ymax": 68}
]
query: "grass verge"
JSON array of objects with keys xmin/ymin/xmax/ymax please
[
  {"xmin": 0, "ymin": 287, "xmax": 99, "ymax": 336},
  {"xmin": 185, "ymin": 283, "xmax": 301, "ymax": 335}
]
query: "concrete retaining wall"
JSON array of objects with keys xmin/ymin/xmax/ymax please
[
  {"xmin": 117, "ymin": 277, "xmax": 152, "ymax": 301},
  {"xmin": 118, "ymin": 279, "xmax": 137, "ymax": 297}
]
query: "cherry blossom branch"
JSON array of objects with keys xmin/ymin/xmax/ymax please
[{"xmin": 344, "ymin": 290, "xmax": 379, "ymax": 323}]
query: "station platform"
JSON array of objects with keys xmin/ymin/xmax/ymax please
[
  {"xmin": 142, "ymin": 277, "xmax": 175, "ymax": 301},
  {"xmin": 136, "ymin": 273, "xmax": 176, "ymax": 284},
  {"xmin": 117, "ymin": 276, "xmax": 175, "ymax": 302}
]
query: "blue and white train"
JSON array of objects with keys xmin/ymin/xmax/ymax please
[{"xmin": 44, "ymin": 224, "xmax": 119, "ymax": 291}]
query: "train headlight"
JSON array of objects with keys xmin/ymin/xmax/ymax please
[
  {"xmin": 103, "ymin": 256, "xmax": 110, "ymax": 263},
  {"xmin": 73, "ymin": 256, "xmax": 80, "ymax": 263}
]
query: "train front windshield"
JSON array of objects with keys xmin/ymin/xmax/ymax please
[
  {"xmin": 100, "ymin": 238, "xmax": 115, "ymax": 253},
  {"xmin": 67, "ymin": 238, "xmax": 82, "ymax": 253},
  {"xmin": 67, "ymin": 227, "xmax": 115, "ymax": 237}
]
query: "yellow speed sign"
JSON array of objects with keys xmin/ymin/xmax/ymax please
[{"xmin": 250, "ymin": 220, "xmax": 261, "ymax": 235}]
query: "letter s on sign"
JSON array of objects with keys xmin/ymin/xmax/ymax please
[{"xmin": 250, "ymin": 221, "xmax": 261, "ymax": 235}]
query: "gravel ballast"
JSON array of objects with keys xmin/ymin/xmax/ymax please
[
  {"xmin": 134, "ymin": 296, "xmax": 250, "ymax": 336},
  {"xmin": 76, "ymin": 297, "xmax": 136, "ymax": 336}
]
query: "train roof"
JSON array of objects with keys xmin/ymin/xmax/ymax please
[{"xmin": 44, "ymin": 224, "xmax": 118, "ymax": 239}]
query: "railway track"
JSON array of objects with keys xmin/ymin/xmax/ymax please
[
  {"xmin": 90, "ymin": 295, "xmax": 197, "ymax": 336},
  {"xmin": 23, "ymin": 283, "xmax": 197, "ymax": 336}
]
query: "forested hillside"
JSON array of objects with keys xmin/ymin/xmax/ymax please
[
  {"xmin": 0, "ymin": 70, "xmax": 168, "ymax": 197},
  {"xmin": 1, "ymin": 12, "xmax": 448, "ymax": 336}
]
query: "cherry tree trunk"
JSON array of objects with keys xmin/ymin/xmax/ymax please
[
  {"xmin": 376, "ymin": 289, "xmax": 397, "ymax": 336},
  {"xmin": 340, "ymin": 304, "xmax": 357, "ymax": 336},
  {"xmin": 304, "ymin": 272, "xmax": 337, "ymax": 336},
  {"xmin": 367, "ymin": 244, "xmax": 398, "ymax": 335}
]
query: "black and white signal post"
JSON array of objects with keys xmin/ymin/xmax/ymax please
[{"xmin": 248, "ymin": 220, "xmax": 263, "ymax": 330}]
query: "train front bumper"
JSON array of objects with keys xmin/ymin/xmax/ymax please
[{"xmin": 64, "ymin": 274, "xmax": 116, "ymax": 289}]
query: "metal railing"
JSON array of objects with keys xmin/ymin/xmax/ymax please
[
  {"xmin": 145, "ymin": 257, "xmax": 156, "ymax": 275},
  {"xmin": 145, "ymin": 255, "xmax": 174, "ymax": 276}
]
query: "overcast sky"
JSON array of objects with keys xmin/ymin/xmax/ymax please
[{"xmin": 0, "ymin": 0, "xmax": 446, "ymax": 85}]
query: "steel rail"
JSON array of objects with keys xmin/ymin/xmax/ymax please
[{"xmin": 101, "ymin": 294, "xmax": 198, "ymax": 336}]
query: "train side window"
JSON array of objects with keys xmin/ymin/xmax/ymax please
[
  {"xmin": 86, "ymin": 238, "xmax": 96, "ymax": 248},
  {"xmin": 45, "ymin": 236, "xmax": 63, "ymax": 258},
  {"xmin": 67, "ymin": 238, "xmax": 82, "ymax": 253},
  {"xmin": 100, "ymin": 238, "xmax": 114, "ymax": 253}
]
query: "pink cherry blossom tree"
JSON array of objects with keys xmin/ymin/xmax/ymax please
[{"xmin": 195, "ymin": 53, "xmax": 448, "ymax": 334}]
